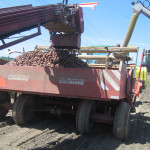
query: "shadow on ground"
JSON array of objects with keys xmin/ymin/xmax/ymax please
[
  {"xmin": 28, "ymin": 111, "xmax": 150, "ymax": 150},
  {"xmin": 1, "ymin": 101, "xmax": 150, "ymax": 150}
]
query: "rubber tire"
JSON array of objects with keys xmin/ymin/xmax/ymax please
[
  {"xmin": 0, "ymin": 92, "xmax": 10, "ymax": 119},
  {"xmin": 113, "ymin": 102, "xmax": 131, "ymax": 141},
  {"xmin": 12, "ymin": 94, "xmax": 35, "ymax": 125},
  {"xmin": 76, "ymin": 100, "xmax": 95, "ymax": 134}
]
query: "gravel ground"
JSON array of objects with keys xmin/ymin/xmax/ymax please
[{"xmin": 0, "ymin": 76, "xmax": 150, "ymax": 150}]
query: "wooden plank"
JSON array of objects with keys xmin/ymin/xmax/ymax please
[
  {"xmin": 79, "ymin": 47, "xmax": 138, "ymax": 53},
  {"xmin": 35, "ymin": 45, "xmax": 138, "ymax": 53},
  {"xmin": 77, "ymin": 55, "xmax": 115, "ymax": 59},
  {"xmin": 77, "ymin": 55, "xmax": 133, "ymax": 61},
  {"xmin": 88, "ymin": 63, "xmax": 136, "ymax": 69},
  {"xmin": 35, "ymin": 45, "xmax": 51, "ymax": 50},
  {"xmin": 108, "ymin": 47, "xmax": 138, "ymax": 52}
]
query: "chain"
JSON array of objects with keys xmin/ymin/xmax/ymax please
[{"xmin": 137, "ymin": 0, "xmax": 150, "ymax": 9}]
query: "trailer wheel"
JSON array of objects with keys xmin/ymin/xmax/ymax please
[
  {"xmin": 113, "ymin": 102, "xmax": 131, "ymax": 141},
  {"xmin": 76, "ymin": 100, "xmax": 95, "ymax": 134},
  {"xmin": 0, "ymin": 92, "xmax": 10, "ymax": 119},
  {"xmin": 12, "ymin": 94, "xmax": 35, "ymax": 125}
]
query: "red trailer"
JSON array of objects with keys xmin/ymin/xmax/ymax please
[
  {"xmin": 0, "ymin": 2, "xmax": 142, "ymax": 141},
  {"xmin": 0, "ymin": 58, "xmax": 139, "ymax": 141}
]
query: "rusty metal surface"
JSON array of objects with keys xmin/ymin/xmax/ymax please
[{"xmin": 0, "ymin": 66, "xmax": 126, "ymax": 100}]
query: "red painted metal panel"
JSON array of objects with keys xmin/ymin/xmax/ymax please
[
  {"xmin": 0, "ymin": 66, "xmax": 127, "ymax": 100},
  {"xmin": 50, "ymin": 34, "xmax": 81, "ymax": 49},
  {"xmin": 0, "ymin": 66, "xmax": 45, "ymax": 93},
  {"xmin": 75, "ymin": 6, "xmax": 84, "ymax": 33}
]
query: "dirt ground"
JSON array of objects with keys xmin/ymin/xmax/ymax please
[{"xmin": 0, "ymin": 77, "xmax": 150, "ymax": 150}]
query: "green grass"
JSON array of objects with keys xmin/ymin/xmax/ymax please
[{"xmin": 0, "ymin": 56, "xmax": 13, "ymax": 61}]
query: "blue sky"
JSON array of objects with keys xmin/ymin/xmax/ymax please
[{"xmin": 0, "ymin": 0, "xmax": 150, "ymax": 65}]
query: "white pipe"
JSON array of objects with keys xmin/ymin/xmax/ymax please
[
  {"xmin": 122, "ymin": 3, "xmax": 150, "ymax": 47},
  {"xmin": 133, "ymin": 3, "xmax": 150, "ymax": 19}
]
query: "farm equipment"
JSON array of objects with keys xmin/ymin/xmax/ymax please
[
  {"xmin": 0, "ymin": 1, "xmax": 84, "ymax": 50},
  {"xmin": 143, "ymin": 50, "xmax": 150, "ymax": 72},
  {"xmin": 135, "ymin": 49, "xmax": 148, "ymax": 90},
  {"xmin": 135, "ymin": 48, "xmax": 150, "ymax": 90},
  {"xmin": 135, "ymin": 66, "xmax": 147, "ymax": 89},
  {"xmin": 0, "ymin": 48, "xmax": 139, "ymax": 141},
  {"xmin": 0, "ymin": 1, "xmax": 145, "ymax": 141}
]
